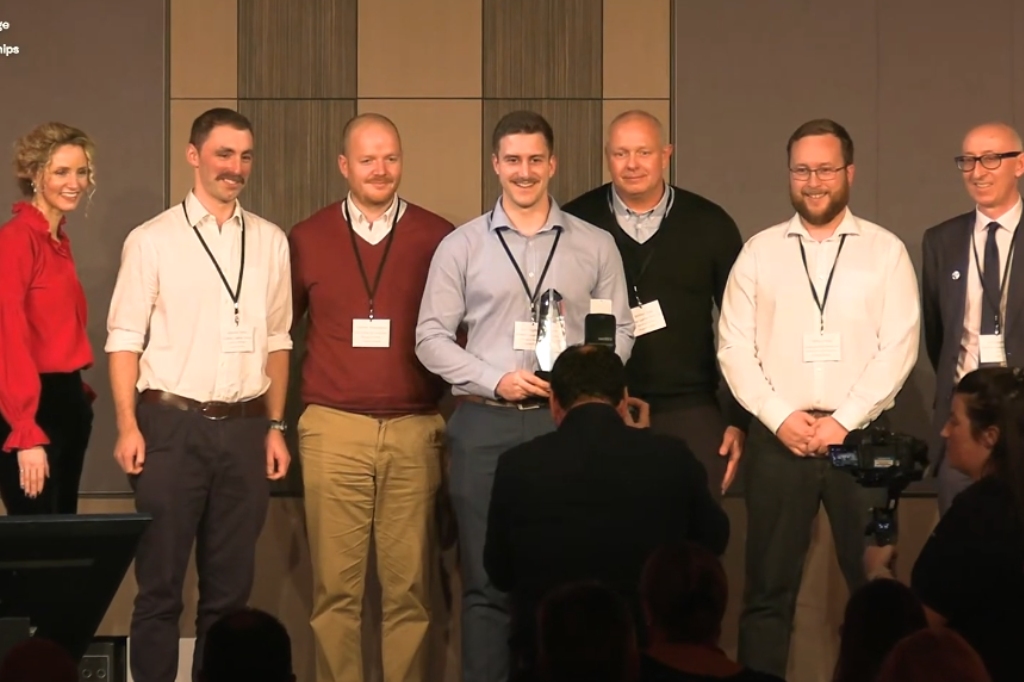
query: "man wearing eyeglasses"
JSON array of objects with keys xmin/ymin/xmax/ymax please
[
  {"xmin": 922, "ymin": 122, "xmax": 1024, "ymax": 515},
  {"xmin": 717, "ymin": 119, "xmax": 920, "ymax": 678}
]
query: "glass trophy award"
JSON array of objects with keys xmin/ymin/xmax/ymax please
[{"xmin": 534, "ymin": 288, "xmax": 567, "ymax": 381}]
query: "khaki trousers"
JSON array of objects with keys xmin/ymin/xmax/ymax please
[{"xmin": 299, "ymin": 405, "xmax": 445, "ymax": 682}]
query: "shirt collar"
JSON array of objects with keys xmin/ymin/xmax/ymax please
[
  {"xmin": 609, "ymin": 182, "xmax": 671, "ymax": 218},
  {"xmin": 785, "ymin": 207, "xmax": 861, "ymax": 240},
  {"xmin": 11, "ymin": 200, "xmax": 68, "ymax": 239},
  {"xmin": 975, "ymin": 196, "xmax": 1023, "ymax": 234},
  {"xmin": 183, "ymin": 190, "xmax": 243, "ymax": 228},
  {"xmin": 345, "ymin": 192, "xmax": 400, "ymax": 227},
  {"xmin": 488, "ymin": 195, "xmax": 566, "ymax": 234}
]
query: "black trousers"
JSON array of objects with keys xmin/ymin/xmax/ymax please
[
  {"xmin": 128, "ymin": 402, "xmax": 270, "ymax": 682},
  {"xmin": 647, "ymin": 396, "xmax": 729, "ymax": 499},
  {"xmin": 0, "ymin": 371, "xmax": 92, "ymax": 515},
  {"xmin": 737, "ymin": 419, "xmax": 888, "ymax": 678}
]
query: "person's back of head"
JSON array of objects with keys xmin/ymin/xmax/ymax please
[
  {"xmin": 538, "ymin": 581, "xmax": 638, "ymax": 682},
  {"xmin": 0, "ymin": 638, "xmax": 77, "ymax": 682},
  {"xmin": 833, "ymin": 578, "xmax": 927, "ymax": 682},
  {"xmin": 549, "ymin": 344, "xmax": 628, "ymax": 423},
  {"xmin": 875, "ymin": 627, "xmax": 991, "ymax": 682},
  {"xmin": 639, "ymin": 542, "xmax": 727, "ymax": 646},
  {"xmin": 199, "ymin": 608, "xmax": 295, "ymax": 682}
]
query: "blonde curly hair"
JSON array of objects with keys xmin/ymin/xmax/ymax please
[{"xmin": 13, "ymin": 122, "xmax": 96, "ymax": 198}]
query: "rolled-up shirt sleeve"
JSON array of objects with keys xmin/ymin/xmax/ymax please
[
  {"xmin": 265, "ymin": 228, "xmax": 293, "ymax": 353},
  {"xmin": 0, "ymin": 227, "xmax": 47, "ymax": 451},
  {"xmin": 105, "ymin": 227, "xmax": 158, "ymax": 354}
]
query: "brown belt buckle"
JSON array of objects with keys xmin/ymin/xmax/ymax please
[{"xmin": 198, "ymin": 402, "xmax": 230, "ymax": 420}]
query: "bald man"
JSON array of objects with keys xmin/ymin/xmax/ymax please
[
  {"xmin": 923, "ymin": 122, "xmax": 1024, "ymax": 514},
  {"xmin": 288, "ymin": 113, "xmax": 455, "ymax": 682},
  {"xmin": 563, "ymin": 110, "xmax": 749, "ymax": 500}
]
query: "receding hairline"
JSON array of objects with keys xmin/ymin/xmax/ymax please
[
  {"xmin": 963, "ymin": 122, "xmax": 1023, "ymax": 151},
  {"xmin": 606, "ymin": 110, "xmax": 666, "ymax": 146},
  {"xmin": 341, "ymin": 113, "xmax": 401, "ymax": 156}
]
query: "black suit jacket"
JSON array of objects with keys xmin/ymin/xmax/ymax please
[
  {"xmin": 483, "ymin": 402, "xmax": 730, "ymax": 657},
  {"xmin": 922, "ymin": 210, "xmax": 1024, "ymax": 465}
]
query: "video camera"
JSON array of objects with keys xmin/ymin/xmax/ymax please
[{"xmin": 828, "ymin": 427, "xmax": 929, "ymax": 546}]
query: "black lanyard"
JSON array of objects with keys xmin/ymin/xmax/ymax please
[
  {"xmin": 495, "ymin": 220, "xmax": 562, "ymax": 317},
  {"xmin": 971, "ymin": 225, "xmax": 1018, "ymax": 335},
  {"xmin": 343, "ymin": 199, "xmax": 401, "ymax": 319},
  {"xmin": 182, "ymin": 201, "xmax": 245, "ymax": 325},
  {"xmin": 799, "ymin": 234, "xmax": 847, "ymax": 333},
  {"xmin": 606, "ymin": 186, "xmax": 674, "ymax": 306}
]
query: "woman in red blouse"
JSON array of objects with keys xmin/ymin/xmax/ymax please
[{"xmin": 0, "ymin": 122, "xmax": 96, "ymax": 515}]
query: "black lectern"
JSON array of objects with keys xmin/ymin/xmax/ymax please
[{"xmin": 0, "ymin": 513, "xmax": 150, "ymax": 663}]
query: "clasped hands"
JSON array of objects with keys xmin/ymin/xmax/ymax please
[{"xmin": 776, "ymin": 411, "xmax": 848, "ymax": 457}]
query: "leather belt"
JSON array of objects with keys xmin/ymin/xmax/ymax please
[
  {"xmin": 458, "ymin": 395, "xmax": 547, "ymax": 411},
  {"xmin": 140, "ymin": 389, "xmax": 267, "ymax": 420},
  {"xmin": 807, "ymin": 409, "xmax": 835, "ymax": 418}
]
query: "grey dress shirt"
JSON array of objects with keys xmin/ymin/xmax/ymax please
[{"xmin": 415, "ymin": 197, "xmax": 635, "ymax": 398}]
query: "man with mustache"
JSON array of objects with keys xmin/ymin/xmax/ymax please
[
  {"xmin": 105, "ymin": 108, "xmax": 293, "ymax": 682},
  {"xmin": 416, "ymin": 110, "xmax": 634, "ymax": 682},
  {"xmin": 716, "ymin": 119, "xmax": 920, "ymax": 678},
  {"xmin": 288, "ymin": 113, "xmax": 454, "ymax": 682},
  {"xmin": 562, "ymin": 109, "xmax": 749, "ymax": 499},
  {"xmin": 922, "ymin": 122, "xmax": 1024, "ymax": 515}
]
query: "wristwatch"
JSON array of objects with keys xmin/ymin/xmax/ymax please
[{"xmin": 269, "ymin": 419, "xmax": 288, "ymax": 433}]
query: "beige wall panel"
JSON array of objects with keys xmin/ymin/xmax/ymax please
[
  {"xmin": 169, "ymin": 99, "xmax": 237, "ymax": 205},
  {"xmin": 600, "ymin": 99, "xmax": 671, "ymax": 183},
  {"xmin": 170, "ymin": 0, "xmax": 238, "ymax": 98},
  {"xmin": 358, "ymin": 0, "xmax": 482, "ymax": 98},
  {"xmin": 603, "ymin": 0, "xmax": 670, "ymax": 99},
  {"xmin": 358, "ymin": 100, "xmax": 482, "ymax": 227}
]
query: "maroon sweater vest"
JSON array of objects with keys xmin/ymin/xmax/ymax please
[{"xmin": 289, "ymin": 201, "xmax": 454, "ymax": 415}]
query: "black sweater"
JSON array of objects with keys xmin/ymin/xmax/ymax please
[{"xmin": 562, "ymin": 184, "xmax": 750, "ymax": 428}]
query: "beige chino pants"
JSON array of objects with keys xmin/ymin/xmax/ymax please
[{"xmin": 298, "ymin": 404, "xmax": 445, "ymax": 682}]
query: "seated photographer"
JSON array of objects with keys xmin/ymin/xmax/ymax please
[
  {"xmin": 484, "ymin": 344, "xmax": 729, "ymax": 676},
  {"xmin": 867, "ymin": 366, "xmax": 1024, "ymax": 682}
]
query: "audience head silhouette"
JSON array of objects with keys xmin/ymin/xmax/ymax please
[
  {"xmin": 549, "ymin": 344, "xmax": 628, "ymax": 424},
  {"xmin": 832, "ymin": 578, "xmax": 927, "ymax": 682},
  {"xmin": 947, "ymin": 366, "xmax": 1024, "ymax": 523},
  {"xmin": 0, "ymin": 638, "xmax": 77, "ymax": 682},
  {"xmin": 199, "ymin": 608, "xmax": 295, "ymax": 682},
  {"xmin": 537, "ymin": 581, "xmax": 638, "ymax": 682},
  {"xmin": 640, "ymin": 542, "xmax": 727, "ymax": 646},
  {"xmin": 874, "ymin": 627, "xmax": 991, "ymax": 682}
]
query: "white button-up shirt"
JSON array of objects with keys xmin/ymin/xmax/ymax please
[
  {"xmin": 717, "ymin": 209, "xmax": 920, "ymax": 433},
  {"xmin": 345, "ymin": 192, "xmax": 406, "ymax": 246},
  {"xmin": 105, "ymin": 190, "xmax": 293, "ymax": 403}
]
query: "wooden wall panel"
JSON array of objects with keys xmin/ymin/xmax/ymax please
[
  {"xmin": 482, "ymin": 100, "xmax": 603, "ymax": 209},
  {"xmin": 171, "ymin": 0, "xmax": 237, "ymax": 98},
  {"xmin": 483, "ymin": 0, "xmax": 602, "ymax": 99},
  {"xmin": 237, "ymin": 100, "xmax": 355, "ymax": 231},
  {"xmin": 238, "ymin": 0, "xmax": 357, "ymax": 98},
  {"xmin": 603, "ymin": 0, "xmax": 670, "ymax": 99}
]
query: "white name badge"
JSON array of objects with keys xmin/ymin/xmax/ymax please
[
  {"xmin": 222, "ymin": 326, "xmax": 255, "ymax": 354},
  {"xmin": 980, "ymin": 334, "xmax": 1007, "ymax": 365},
  {"xmin": 513, "ymin": 320, "xmax": 539, "ymax": 351},
  {"xmin": 803, "ymin": 332, "xmax": 841, "ymax": 362},
  {"xmin": 590, "ymin": 298, "xmax": 613, "ymax": 315},
  {"xmin": 631, "ymin": 300, "xmax": 667, "ymax": 337},
  {"xmin": 352, "ymin": 319, "xmax": 391, "ymax": 348}
]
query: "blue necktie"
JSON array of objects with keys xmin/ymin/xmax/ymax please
[{"xmin": 981, "ymin": 221, "xmax": 1001, "ymax": 336}]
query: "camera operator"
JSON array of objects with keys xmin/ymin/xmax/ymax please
[
  {"xmin": 866, "ymin": 367, "xmax": 1024, "ymax": 682},
  {"xmin": 483, "ymin": 343, "xmax": 728, "ymax": 678},
  {"xmin": 716, "ymin": 120, "xmax": 921, "ymax": 678}
]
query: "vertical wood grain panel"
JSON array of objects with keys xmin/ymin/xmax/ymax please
[
  {"xmin": 603, "ymin": 0, "xmax": 669, "ymax": 99},
  {"xmin": 238, "ymin": 0, "xmax": 357, "ymax": 98},
  {"xmin": 237, "ymin": 100, "xmax": 355, "ymax": 231},
  {"xmin": 482, "ymin": 100, "xmax": 602, "ymax": 209},
  {"xmin": 483, "ymin": 0, "xmax": 602, "ymax": 99}
]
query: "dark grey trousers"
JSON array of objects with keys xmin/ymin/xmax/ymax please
[
  {"xmin": 446, "ymin": 401, "xmax": 554, "ymax": 682},
  {"xmin": 648, "ymin": 399, "xmax": 729, "ymax": 500},
  {"xmin": 737, "ymin": 419, "xmax": 887, "ymax": 678},
  {"xmin": 128, "ymin": 403, "xmax": 270, "ymax": 682}
]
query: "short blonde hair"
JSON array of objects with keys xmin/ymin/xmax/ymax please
[{"xmin": 13, "ymin": 122, "xmax": 96, "ymax": 198}]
